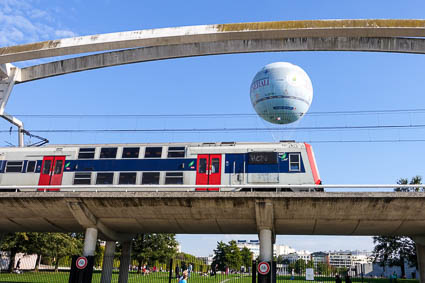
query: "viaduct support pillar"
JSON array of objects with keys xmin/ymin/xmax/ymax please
[
  {"xmin": 255, "ymin": 201, "xmax": 275, "ymax": 283},
  {"xmin": 259, "ymin": 229, "xmax": 273, "ymax": 262},
  {"xmin": 118, "ymin": 240, "xmax": 132, "ymax": 283},
  {"xmin": 100, "ymin": 241, "xmax": 116, "ymax": 283},
  {"xmin": 414, "ymin": 237, "xmax": 425, "ymax": 283},
  {"xmin": 83, "ymin": 227, "xmax": 98, "ymax": 256}
]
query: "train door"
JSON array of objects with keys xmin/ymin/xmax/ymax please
[
  {"xmin": 195, "ymin": 154, "xmax": 221, "ymax": 191},
  {"xmin": 38, "ymin": 156, "xmax": 65, "ymax": 191}
]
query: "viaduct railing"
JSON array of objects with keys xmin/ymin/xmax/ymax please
[{"xmin": 0, "ymin": 184, "xmax": 422, "ymax": 192}]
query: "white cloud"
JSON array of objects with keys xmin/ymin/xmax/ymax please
[
  {"xmin": 0, "ymin": 0, "xmax": 78, "ymax": 46},
  {"xmin": 55, "ymin": 30, "xmax": 77, "ymax": 38},
  {"xmin": 29, "ymin": 9, "xmax": 49, "ymax": 19}
]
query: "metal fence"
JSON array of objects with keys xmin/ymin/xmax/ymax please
[
  {"xmin": 0, "ymin": 258, "xmax": 419, "ymax": 283},
  {"xmin": 1, "ymin": 184, "xmax": 424, "ymax": 193},
  {"xmin": 269, "ymin": 262, "xmax": 418, "ymax": 283},
  {"xmin": 0, "ymin": 257, "xmax": 250, "ymax": 283}
]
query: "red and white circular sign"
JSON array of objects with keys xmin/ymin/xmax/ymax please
[
  {"xmin": 76, "ymin": 257, "xmax": 88, "ymax": 270},
  {"xmin": 257, "ymin": 261, "xmax": 270, "ymax": 275}
]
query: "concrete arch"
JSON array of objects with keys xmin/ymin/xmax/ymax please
[
  {"xmin": 2, "ymin": 19, "xmax": 425, "ymax": 64},
  {"xmin": 17, "ymin": 37, "xmax": 425, "ymax": 83},
  {"xmin": 3, "ymin": 19, "xmax": 425, "ymax": 146}
]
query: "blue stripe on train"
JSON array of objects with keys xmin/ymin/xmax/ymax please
[
  {"xmin": 66, "ymin": 158, "xmax": 197, "ymax": 172},
  {"xmin": 225, "ymin": 153, "xmax": 305, "ymax": 173}
]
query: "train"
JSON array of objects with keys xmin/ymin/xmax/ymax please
[{"xmin": 0, "ymin": 141, "xmax": 321, "ymax": 192}]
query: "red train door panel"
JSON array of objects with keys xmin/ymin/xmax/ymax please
[
  {"xmin": 195, "ymin": 154, "xmax": 221, "ymax": 191},
  {"xmin": 208, "ymin": 154, "xmax": 221, "ymax": 191},
  {"xmin": 38, "ymin": 156, "xmax": 65, "ymax": 191},
  {"xmin": 196, "ymin": 155, "xmax": 209, "ymax": 189},
  {"xmin": 50, "ymin": 156, "xmax": 65, "ymax": 186},
  {"xmin": 38, "ymin": 156, "xmax": 54, "ymax": 186}
]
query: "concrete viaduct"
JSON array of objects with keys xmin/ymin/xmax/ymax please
[{"xmin": 1, "ymin": 19, "xmax": 425, "ymax": 283}]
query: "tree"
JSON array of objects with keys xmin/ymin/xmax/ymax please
[
  {"xmin": 225, "ymin": 240, "xmax": 242, "ymax": 270},
  {"xmin": 395, "ymin": 176, "xmax": 423, "ymax": 192},
  {"xmin": 25, "ymin": 232, "xmax": 51, "ymax": 272},
  {"xmin": 373, "ymin": 176, "xmax": 422, "ymax": 278},
  {"xmin": 306, "ymin": 260, "xmax": 314, "ymax": 268},
  {"xmin": 0, "ymin": 232, "xmax": 85, "ymax": 273},
  {"xmin": 44, "ymin": 233, "xmax": 82, "ymax": 272},
  {"xmin": 212, "ymin": 241, "xmax": 228, "ymax": 271},
  {"xmin": 0, "ymin": 233, "xmax": 31, "ymax": 272},
  {"xmin": 316, "ymin": 262, "xmax": 331, "ymax": 275},
  {"xmin": 373, "ymin": 236, "xmax": 416, "ymax": 278},
  {"xmin": 240, "ymin": 247, "xmax": 253, "ymax": 270},
  {"xmin": 131, "ymin": 233, "xmax": 178, "ymax": 273},
  {"xmin": 294, "ymin": 259, "xmax": 306, "ymax": 274}
]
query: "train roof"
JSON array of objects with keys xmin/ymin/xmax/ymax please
[
  {"xmin": 0, "ymin": 141, "xmax": 309, "ymax": 152},
  {"xmin": 34, "ymin": 140, "xmax": 302, "ymax": 147}
]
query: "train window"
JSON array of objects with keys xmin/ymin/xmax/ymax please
[
  {"xmin": 289, "ymin": 154, "xmax": 301, "ymax": 171},
  {"xmin": 119, "ymin": 172, "xmax": 137, "ymax": 185},
  {"xmin": 142, "ymin": 172, "xmax": 160, "ymax": 184},
  {"xmin": 78, "ymin": 148, "xmax": 95, "ymax": 159},
  {"xmin": 96, "ymin": 173, "xmax": 114, "ymax": 184},
  {"xmin": 122, "ymin": 147, "xmax": 139, "ymax": 158},
  {"xmin": 42, "ymin": 160, "xmax": 52, "ymax": 174},
  {"xmin": 144, "ymin": 147, "xmax": 162, "ymax": 158},
  {"xmin": 5, "ymin": 161, "xmax": 23, "ymax": 173},
  {"xmin": 74, "ymin": 173, "xmax": 92, "ymax": 185},
  {"xmin": 211, "ymin": 158, "xmax": 220, "ymax": 173},
  {"xmin": 26, "ymin": 161, "xmax": 36, "ymax": 173},
  {"xmin": 198, "ymin": 158, "xmax": 207, "ymax": 173},
  {"xmin": 165, "ymin": 172, "xmax": 183, "ymax": 184},
  {"xmin": 248, "ymin": 152, "xmax": 277, "ymax": 164},
  {"xmin": 167, "ymin": 147, "xmax": 185, "ymax": 158},
  {"xmin": 54, "ymin": 160, "xmax": 63, "ymax": 174},
  {"xmin": 100, "ymin": 148, "xmax": 117, "ymax": 159}
]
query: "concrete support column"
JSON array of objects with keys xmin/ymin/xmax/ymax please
[
  {"xmin": 259, "ymin": 228, "xmax": 273, "ymax": 262},
  {"xmin": 83, "ymin": 227, "xmax": 98, "ymax": 256},
  {"xmin": 255, "ymin": 201, "xmax": 274, "ymax": 283},
  {"xmin": 255, "ymin": 200, "xmax": 275, "ymax": 262},
  {"xmin": 100, "ymin": 241, "xmax": 116, "ymax": 283},
  {"xmin": 118, "ymin": 240, "xmax": 132, "ymax": 283},
  {"xmin": 414, "ymin": 238, "xmax": 425, "ymax": 283}
]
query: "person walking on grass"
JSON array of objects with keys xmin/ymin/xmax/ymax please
[
  {"xmin": 176, "ymin": 265, "xmax": 180, "ymax": 279},
  {"xmin": 188, "ymin": 264, "xmax": 192, "ymax": 278},
  {"xmin": 345, "ymin": 274, "xmax": 352, "ymax": 283},
  {"xmin": 179, "ymin": 270, "xmax": 188, "ymax": 283}
]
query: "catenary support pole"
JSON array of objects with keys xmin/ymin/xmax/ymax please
[
  {"xmin": 118, "ymin": 240, "xmax": 132, "ymax": 283},
  {"xmin": 100, "ymin": 241, "xmax": 116, "ymax": 283},
  {"xmin": 83, "ymin": 227, "xmax": 98, "ymax": 256}
]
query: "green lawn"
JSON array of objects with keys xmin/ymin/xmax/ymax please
[
  {"xmin": 0, "ymin": 272, "xmax": 419, "ymax": 283},
  {"xmin": 275, "ymin": 275, "xmax": 419, "ymax": 283},
  {"xmin": 0, "ymin": 271, "xmax": 249, "ymax": 283}
]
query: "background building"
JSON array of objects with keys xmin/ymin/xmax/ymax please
[
  {"xmin": 282, "ymin": 250, "xmax": 312, "ymax": 264},
  {"xmin": 236, "ymin": 240, "xmax": 296, "ymax": 258},
  {"xmin": 311, "ymin": 251, "xmax": 329, "ymax": 265},
  {"xmin": 236, "ymin": 240, "xmax": 261, "ymax": 258},
  {"xmin": 198, "ymin": 255, "xmax": 213, "ymax": 266},
  {"xmin": 329, "ymin": 251, "xmax": 353, "ymax": 268}
]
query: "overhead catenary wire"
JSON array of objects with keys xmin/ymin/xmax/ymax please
[
  {"xmin": 8, "ymin": 108, "xmax": 425, "ymax": 119},
  {"xmin": 2, "ymin": 108, "xmax": 425, "ymax": 145},
  {"xmin": 1, "ymin": 123, "xmax": 425, "ymax": 133}
]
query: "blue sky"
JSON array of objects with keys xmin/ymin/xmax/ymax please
[{"xmin": 1, "ymin": 0, "xmax": 425, "ymax": 256}]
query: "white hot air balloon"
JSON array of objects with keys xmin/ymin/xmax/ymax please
[{"xmin": 250, "ymin": 62, "xmax": 313, "ymax": 124}]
